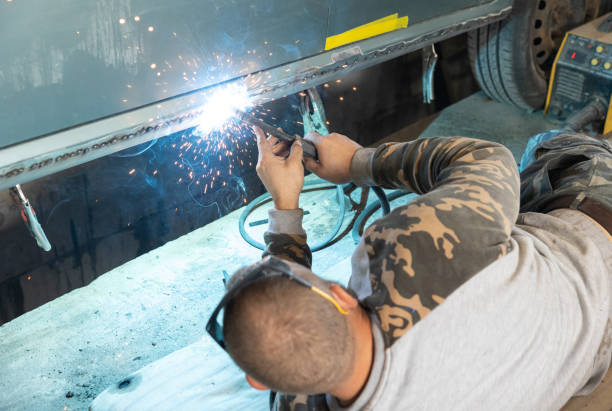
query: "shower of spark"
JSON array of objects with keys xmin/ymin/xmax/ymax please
[
  {"xmin": 121, "ymin": 37, "xmax": 352, "ymax": 217},
  {"xmin": 194, "ymin": 82, "xmax": 252, "ymax": 136},
  {"xmin": 166, "ymin": 98, "xmax": 300, "ymax": 212},
  {"xmin": 171, "ymin": 118, "xmax": 255, "ymax": 205},
  {"xmin": 162, "ymin": 82, "xmax": 258, "ymax": 209},
  {"xmin": 152, "ymin": 78, "xmax": 349, "ymax": 212},
  {"xmin": 166, "ymin": 91, "xmax": 307, "ymax": 209}
]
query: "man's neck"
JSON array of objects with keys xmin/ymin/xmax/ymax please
[{"xmin": 331, "ymin": 309, "xmax": 374, "ymax": 406}]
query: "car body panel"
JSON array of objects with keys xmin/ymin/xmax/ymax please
[{"xmin": 0, "ymin": 0, "xmax": 512, "ymax": 190}]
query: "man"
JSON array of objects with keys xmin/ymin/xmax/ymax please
[{"xmin": 207, "ymin": 127, "xmax": 612, "ymax": 410}]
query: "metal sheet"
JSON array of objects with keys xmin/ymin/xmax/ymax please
[
  {"xmin": 0, "ymin": 0, "xmax": 512, "ymax": 191},
  {"xmin": 0, "ymin": 0, "xmax": 329, "ymax": 148}
]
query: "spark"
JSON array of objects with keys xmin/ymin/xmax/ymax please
[
  {"xmin": 194, "ymin": 82, "xmax": 252, "ymax": 136},
  {"xmin": 149, "ymin": 83, "xmax": 282, "ymax": 212}
]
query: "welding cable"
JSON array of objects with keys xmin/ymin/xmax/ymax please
[
  {"xmin": 238, "ymin": 181, "xmax": 345, "ymax": 252},
  {"xmin": 318, "ymin": 184, "xmax": 391, "ymax": 249},
  {"xmin": 239, "ymin": 181, "xmax": 392, "ymax": 251},
  {"xmin": 372, "ymin": 186, "xmax": 391, "ymax": 215}
]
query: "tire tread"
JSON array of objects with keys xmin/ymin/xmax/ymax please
[{"xmin": 468, "ymin": 12, "xmax": 543, "ymax": 110}]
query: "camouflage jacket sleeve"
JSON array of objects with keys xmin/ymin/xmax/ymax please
[
  {"xmin": 262, "ymin": 208, "xmax": 313, "ymax": 269},
  {"xmin": 351, "ymin": 137, "xmax": 521, "ymax": 347}
]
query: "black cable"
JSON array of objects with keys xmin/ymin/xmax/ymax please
[
  {"xmin": 372, "ymin": 186, "xmax": 391, "ymax": 215},
  {"xmin": 564, "ymin": 99, "xmax": 606, "ymax": 132}
]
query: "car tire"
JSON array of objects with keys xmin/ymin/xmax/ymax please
[{"xmin": 468, "ymin": 0, "xmax": 608, "ymax": 110}]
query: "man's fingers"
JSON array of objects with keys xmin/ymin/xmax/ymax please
[
  {"xmin": 272, "ymin": 141, "xmax": 290, "ymax": 156},
  {"xmin": 304, "ymin": 131, "xmax": 323, "ymax": 144},
  {"xmin": 288, "ymin": 140, "xmax": 303, "ymax": 164},
  {"xmin": 253, "ymin": 126, "xmax": 272, "ymax": 154},
  {"xmin": 253, "ymin": 126, "xmax": 265, "ymax": 141},
  {"xmin": 303, "ymin": 156, "xmax": 319, "ymax": 172}
]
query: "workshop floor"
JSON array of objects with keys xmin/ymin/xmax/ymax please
[{"xmin": 2, "ymin": 92, "xmax": 591, "ymax": 410}]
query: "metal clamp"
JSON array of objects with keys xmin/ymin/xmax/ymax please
[
  {"xmin": 300, "ymin": 88, "xmax": 329, "ymax": 136},
  {"xmin": 9, "ymin": 184, "xmax": 52, "ymax": 251},
  {"xmin": 422, "ymin": 44, "xmax": 438, "ymax": 104}
]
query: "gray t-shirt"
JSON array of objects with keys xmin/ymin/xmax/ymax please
[{"xmin": 327, "ymin": 209, "xmax": 612, "ymax": 411}]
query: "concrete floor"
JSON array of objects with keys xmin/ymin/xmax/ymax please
[{"xmin": 0, "ymin": 92, "xmax": 585, "ymax": 410}]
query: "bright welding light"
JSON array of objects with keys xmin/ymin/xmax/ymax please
[{"xmin": 195, "ymin": 83, "xmax": 252, "ymax": 136}]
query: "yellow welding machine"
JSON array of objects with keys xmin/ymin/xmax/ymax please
[{"xmin": 545, "ymin": 12, "xmax": 612, "ymax": 133}]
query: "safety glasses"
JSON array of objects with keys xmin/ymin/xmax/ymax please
[{"xmin": 206, "ymin": 256, "xmax": 348, "ymax": 350}]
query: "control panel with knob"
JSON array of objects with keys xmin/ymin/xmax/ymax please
[{"xmin": 546, "ymin": 12, "xmax": 612, "ymax": 133}]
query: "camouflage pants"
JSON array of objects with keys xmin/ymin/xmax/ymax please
[{"xmin": 519, "ymin": 131, "xmax": 612, "ymax": 223}]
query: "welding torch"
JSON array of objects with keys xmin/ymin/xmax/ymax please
[{"xmin": 235, "ymin": 111, "xmax": 318, "ymax": 161}]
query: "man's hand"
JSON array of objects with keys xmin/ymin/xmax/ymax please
[
  {"xmin": 254, "ymin": 126, "xmax": 304, "ymax": 210},
  {"xmin": 303, "ymin": 132, "xmax": 363, "ymax": 184}
]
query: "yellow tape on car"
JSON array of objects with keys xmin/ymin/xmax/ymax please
[{"xmin": 325, "ymin": 13, "xmax": 409, "ymax": 51}]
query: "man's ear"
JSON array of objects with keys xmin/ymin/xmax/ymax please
[
  {"xmin": 246, "ymin": 374, "xmax": 269, "ymax": 391},
  {"xmin": 330, "ymin": 284, "xmax": 359, "ymax": 311}
]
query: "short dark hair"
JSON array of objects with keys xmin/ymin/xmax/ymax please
[{"xmin": 223, "ymin": 272, "xmax": 355, "ymax": 394}]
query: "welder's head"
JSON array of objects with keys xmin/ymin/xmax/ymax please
[{"xmin": 206, "ymin": 256, "xmax": 357, "ymax": 395}]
